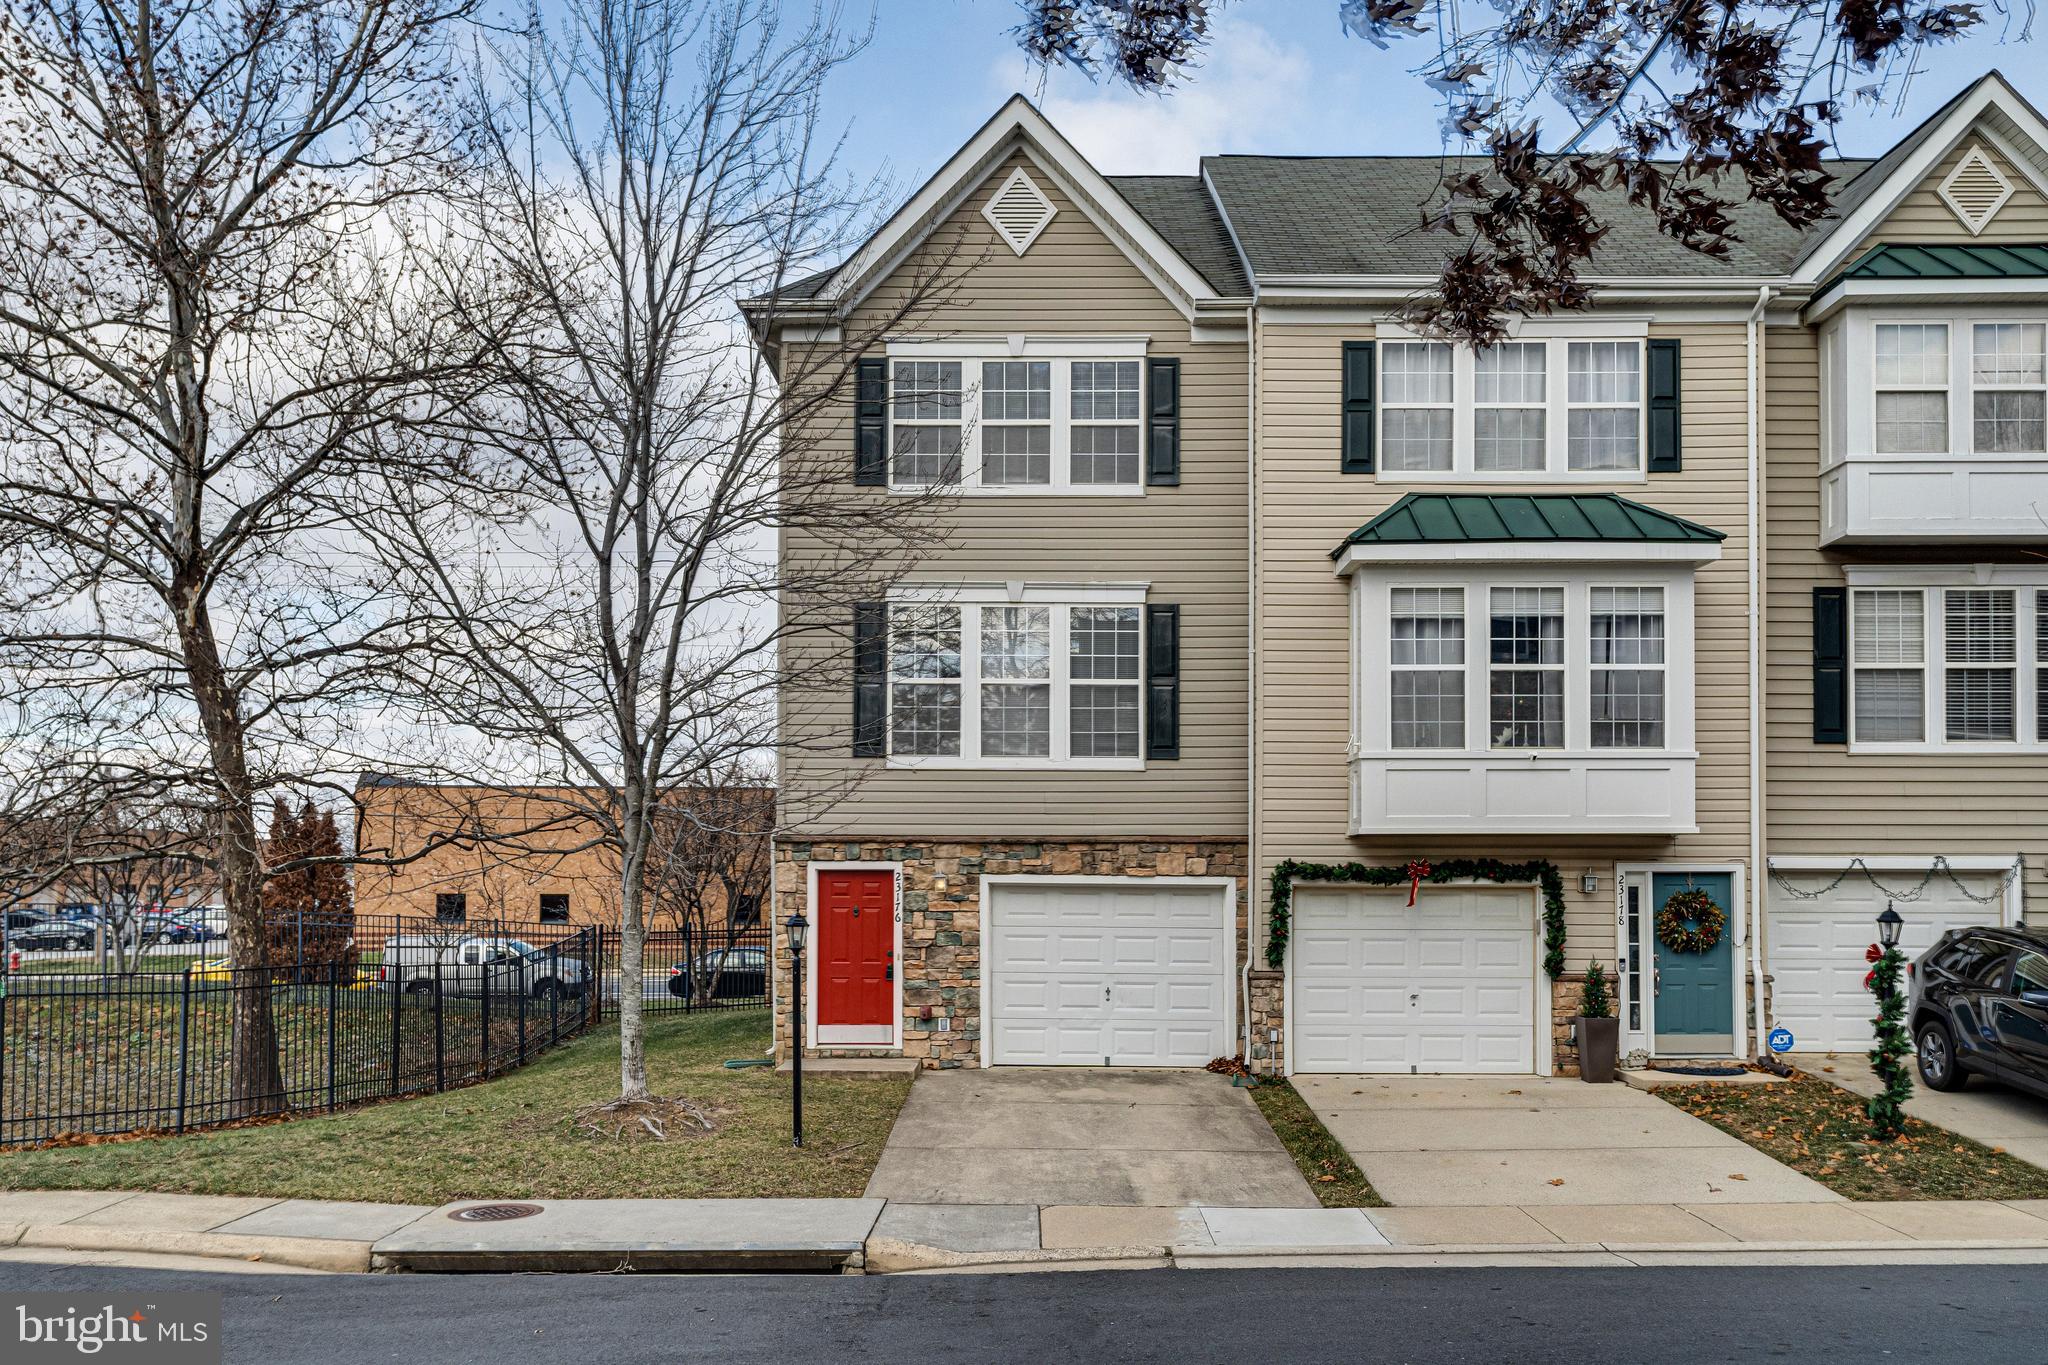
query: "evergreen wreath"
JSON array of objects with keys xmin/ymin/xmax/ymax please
[
  {"xmin": 1266, "ymin": 858, "xmax": 1567, "ymax": 979},
  {"xmin": 1655, "ymin": 888, "xmax": 1726, "ymax": 955}
]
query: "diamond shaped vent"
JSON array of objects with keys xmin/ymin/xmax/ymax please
[
  {"xmin": 982, "ymin": 168, "xmax": 1057, "ymax": 255},
  {"xmin": 1937, "ymin": 145, "xmax": 2014, "ymax": 236}
]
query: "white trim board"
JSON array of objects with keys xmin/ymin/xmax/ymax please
[{"xmin": 803, "ymin": 861, "xmax": 904, "ymax": 1052}]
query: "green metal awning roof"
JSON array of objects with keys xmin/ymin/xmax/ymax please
[
  {"xmin": 1331, "ymin": 493, "xmax": 1727, "ymax": 557},
  {"xmin": 1815, "ymin": 242, "xmax": 2048, "ymax": 302}
]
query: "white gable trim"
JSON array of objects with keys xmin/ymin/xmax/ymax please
[
  {"xmin": 817, "ymin": 95, "xmax": 1225, "ymax": 318},
  {"xmin": 1795, "ymin": 74, "xmax": 2048, "ymax": 286}
]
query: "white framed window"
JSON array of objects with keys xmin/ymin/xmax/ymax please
[
  {"xmin": 1381, "ymin": 342, "xmax": 1454, "ymax": 472},
  {"xmin": 884, "ymin": 588, "xmax": 1146, "ymax": 768},
  {"xmin": 1873, "ymin": 322, "xmax": 1950, "ymax": 454},
  {"xmin": 1589, "ymin": 586, "xmax": 1665, "ymax": 747},
  {"xmin": 1488, "ymin": 586, "xmax": 1565, "ymax": 748},
  {"xmin": 1845, "ymin": 574, "xmax": 2048, "ymax": 749},
  {"xmin": 1389, "ymin": 587, "xmax": 1465, "ymax": 749},
  {"xmin": 1474, "ymin": 344, "xmax": 1546, "ymax": 472},
  {"xmin": 1972, "ymin": 322, "xmax": 2047, "ymax": 454},
  {"xmin": 885, "ymin": 341, "xmax": 1150, "ymax": 495},
  {"xmin": 1377, "ymin": 332, "xmax": 1646, "ymax": 480},
  {"xmin": 1567, "ymin": 342, "xmax": 1642, "ymax": 472}
]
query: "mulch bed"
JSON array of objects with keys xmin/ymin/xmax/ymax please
[{"xmin": 1657, "ymin": 1074, "xmax": 2048, "ymax": 1201}]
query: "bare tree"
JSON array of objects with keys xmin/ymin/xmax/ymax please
[
  {"xmin": 1013, "ymin": 0, "xmax": 2014, "ymax": 341},
  {"xmin": 644, "ymin": 770, "xmax": 774, "ymax": 1001},
  {"xmin": 365, "ymin": 0, "xmax": 961, "ymax": 1105},
  {"xmin": 0, "ymin": 0, "xmax": 486, "ymax": 1112},
  {"xmin": 64, "ymin": 804, "xmax": 220, "ymax": 974}
]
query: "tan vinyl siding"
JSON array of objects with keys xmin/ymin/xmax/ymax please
[
  {"xmin": 778, "ymin": 153, "xmax": 1248, "ymax": 839},
  {"xmin": 1864, "ymin": 137, "xmax": 2048, "ymax": 246},
  {"xmin": 1761, "ymin": 323, "xmax": 2047, "ymax": 911},
  {"xmin": 1251, "ymin": 316, "xmax": 1758, "ymax": 965}
]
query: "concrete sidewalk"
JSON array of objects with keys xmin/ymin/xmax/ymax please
[{"xmin": 10, "ymin": 1187, "xmax": 2048, "ymax": 1275}]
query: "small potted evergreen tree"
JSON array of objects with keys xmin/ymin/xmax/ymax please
[{"xmin": 1576, "ymin": 962, "xmax": 1619, "ymax": 1083}]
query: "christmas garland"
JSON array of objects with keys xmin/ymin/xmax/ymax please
[
  {"xmin": 1864, "ymin": 941, "xmax": 1913, "ymax": 1140},
  {"xmin": 1266, "ymin": 858, "xmax": 1567, "ymax": 979},
  {"xmin": 1654, "ymin": 888, "xmax": 1726, "ymax": 955}
]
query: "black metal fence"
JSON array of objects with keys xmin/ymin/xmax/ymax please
[
  {"xmin": 0, "ymin": 926, "xmax": 602, "ymax": 1146},
  {"xmin": 0, "ymin": 911, "xmax": 774, "ymax": 1145}
]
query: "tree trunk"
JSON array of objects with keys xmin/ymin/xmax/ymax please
[
  {"xmin": 172, "ymin": 583, "xmax": 284, "ymax": 1115},
  {"xmin": 617, "ymin": 834, "xmax": 651, "ymax": 1103}
]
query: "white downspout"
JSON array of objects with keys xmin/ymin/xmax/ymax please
[
  {"xmin": 1747, "ymin": 283, "xmax": 1776, "ymax": 1058},
  {"xmin": 1242, "ymin": 300, "xmax": 1259, "ymax": 1073}
]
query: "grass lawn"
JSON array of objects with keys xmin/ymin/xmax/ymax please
[
  {"xmin": 0, "ymin": 1010, "xmax": 911, "ymax": 1203},
  {"xmin": 1248, "ymin": 1080, "xmax": 1385, "ymax": 1208},
  {"xmin": 1658, "ymin": 1075, "xmax": 2048, "ymax": 1202}
]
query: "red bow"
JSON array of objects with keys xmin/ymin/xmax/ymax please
[
  {"xmin": 1865, "ymin": 943, "xmax": 1883, "ymax": 964},
  {"xmin": 1406, "ymin": 860, "xmax": 1432, "ymax": 907},
  {"xmin": 1863, "ymin": 968, "xmax": 1877, "ymax": 992}
]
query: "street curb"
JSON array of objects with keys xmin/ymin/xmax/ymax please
[
  {"xmin": 863, "ymin": 1236, "xmax": 1167, "ymax": 1274},
  {"xmin": 15, "ymin": 1224, "xmax": 371, "ymax": 1273}
]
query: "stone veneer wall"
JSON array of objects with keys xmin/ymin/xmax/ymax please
[
  {"xmin": 1246, "ymin": 970, "xmax": 1284, "ymax": 1077},
  {"xmin": 773, "ymin": 838, "xmax": 1249, "ymax": 1068}
]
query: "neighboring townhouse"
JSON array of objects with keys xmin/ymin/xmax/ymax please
[{"xmin": 751, "ymin": 70, "xmax": 2048, "ymax": 1081}]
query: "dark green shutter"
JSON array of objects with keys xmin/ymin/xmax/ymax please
[
  {"xmin": 1145, "ymin": 604, "xmax": 1180, "ymax": 760},
  {"xmin": 1341, "ymin": 341, "xmax": 1375, "ymax": 474},
  {"xmin": 854, "ymin": 357, "xmax": 888, "ymax": 486},
  {"xmin": 1647, "ymin": 338, "xmax": 1682, "ymax": 473},
  {"xmin": 1813, "ymin": 586, "xmax": 1847, "ymax": 745},
  {"xmin": 853, "ymin": 602, "xmax": 887, "ymax": 756},
  {"xmin": 1146, "ymin": 357, "xmax": 1180, "ymax": 486}
]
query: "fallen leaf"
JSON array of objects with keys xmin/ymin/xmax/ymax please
[
  {"xmin": 1316, "ymin": 1174, "xmax": 1337, "ymax": 1183},
  {"xmin": 1547, "ymin": 1178, "xmax": 1566, "ymax": 1187},
  {"xmin": 1728, "ymin": 1174, "xmax": 1747, "ymax": 1181}
]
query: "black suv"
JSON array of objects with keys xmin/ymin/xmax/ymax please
[{"xmin": 1910, "ymin": 926, "xmax": 2048, "ymax": 1098}]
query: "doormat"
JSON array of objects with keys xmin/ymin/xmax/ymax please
[{"xmin": 1654, "ymin": 1065, "xmax": 1748, "ymax": 1077}]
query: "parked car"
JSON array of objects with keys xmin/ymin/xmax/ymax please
[
  {"xmin": 1911, "ymin": 926, "xmax": 2048, "ymax": 1099},
  {"xmin": 3, "ymin": 910, "xmax": 92, "ymax": 952},
  {"xmin": 666, "ymin": 947, "xmax": 768, "ymax": 1000},
  {"xmin": 378, "ymin": 935, "xmax": 588, "ymax": 1000},
  {"xmin": 180, "ymin": 907, "xmax": 229, "ymax": 940}
]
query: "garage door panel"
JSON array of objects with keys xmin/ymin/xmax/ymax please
[
  {"xmin": 1293, "ymin": 887, "xmax": 1537, "ymax": 1075},
  {"xmin": 989, "ymin": 883, "xmax": 1228, "ymax": 1068},
  {"xmin": 1767, "ymin": 870, "xmax": 2003, "ymax": 1052}
]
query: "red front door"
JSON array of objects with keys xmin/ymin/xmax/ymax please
[{"xmin": 816, "ymin": 869, "xmax": 894, "ymax": 1031}]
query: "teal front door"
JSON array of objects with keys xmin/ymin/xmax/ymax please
[{"xmin": 1651, "ymin": 872, "xmax": 1735, "ymax": 1055}]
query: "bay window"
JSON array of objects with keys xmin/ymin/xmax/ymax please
[
  {"xmin": 1389, "ymin": 587, "xmax": 1465, "ymax": 749},
  {"xmin": 1488, "ymin": 587, "xmax": 1565, "ymax": 748},
  {"xmin": 885, "ymin": 344, "xmax": 1150, "ymax": 493},
  {"xmin": 1846, "ymin": 574, "xmax": 2048, "ymax": 748},
  {"xmin": 1590, "ymin": 587, "xmax": 1665, "ymax": 747},
  {"xmin": 1972, "ymin": 323, "xmax": 2047, "ymax": 453},
  {"xmin": 884, "ymin": 593, "xmax": 1146, "ymax": 767},
  {"xmin": 1377, "ymin": 332, "xmax": 1648, "ymax": 480},
  {"xmin": 1873, "ymin": 323, "xmax": 1949, "ymax": 454}
]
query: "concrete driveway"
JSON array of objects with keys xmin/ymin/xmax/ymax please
[
  {"xmin": 1799, "ymin": 1053, "xmax": 2048, "ymax": 1171},
  {"xmin": 863, "ymin": 1069, "xmax": 1317, "ymax": 1208},
  {"xmin": 1295, "ymin": 1074, "xmax": 1840, "ymax": 1206}
]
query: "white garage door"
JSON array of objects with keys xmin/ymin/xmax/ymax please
[
  {"xmin": 1292, "ymin": 886, "xmax": 1536, "ymax": 1074},
  {"xmin": 1768, "ymin": 867, "xmax": 2008, "ymax": 1052},
  {"xmin": 986, "ymin": 881, "xmax": 1228, "ymax": 1067}
]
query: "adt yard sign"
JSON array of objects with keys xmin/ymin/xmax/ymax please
[{"xmin": 1768, "ymin": 1027, "xmax": 1796, "ymax": 1054}]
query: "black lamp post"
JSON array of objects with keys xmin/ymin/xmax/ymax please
[
  {"xmin": 785, "ymin": 911, "xmax": 809, "ymax": 1148},
  {"xmin": 1877, "ymin": 903, "xmax": 1904, "ymax": 950}
]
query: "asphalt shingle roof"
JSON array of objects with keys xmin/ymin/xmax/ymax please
[
  {"xmin": 1108, "ymin": 175, "xmax": 1252, "ymax": 296},
  {"xmin": 1201, "ymin": 156, "xmax": 1875, "ymax": 279},
  {"xmin": 1334, "ymin": 493, "xmax": 1727, "ymax": 556}
]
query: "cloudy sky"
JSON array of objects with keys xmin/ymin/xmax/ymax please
[{"xmin": 814, "ymin": 0, "xmax": 2043, "ymax": 187}]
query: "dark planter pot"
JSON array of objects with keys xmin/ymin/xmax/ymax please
[{"xmin": 1577, "ymin": 1016, "xmax": 1620, "ymax": 1083}]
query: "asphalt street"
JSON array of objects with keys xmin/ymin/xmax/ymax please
[{"xmin": 1, "ymin": 1259, "xmax": 2040, "ymax": 1363}]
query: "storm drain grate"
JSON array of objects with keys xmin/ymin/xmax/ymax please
[{"xmin": 448, "ymin": 1202, "xmax": 544, "ymax": 1222}]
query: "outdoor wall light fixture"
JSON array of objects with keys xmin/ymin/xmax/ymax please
[{"xmin": 1580, "ymin": 870, "xmax": 1598, "ymax": 896}]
